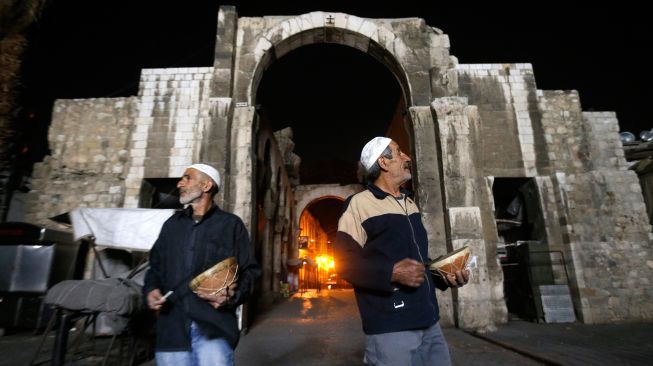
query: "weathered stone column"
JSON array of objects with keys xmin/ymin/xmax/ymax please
[
  {"xmin": 206, "ymin": 6, "xmax": 238, "ymax": 208},
  {"xmin": 272, "ymin": 231, "xmax": 282, "ymax": 295},
  {"xmin": 228, "ymin": 106, "xmax": 255, "ymax": 231},
  {"xmin": 211, "ymin": 6, "xmax": 237, "ymax": 97},
  {"xmin": 205, "ymin": 97, "xmax": 232, "ymax": 207},
  {"xmin": 409, "ymin": 106, "xmax": 448, "ymax": 257},
  {"xmin": 431, "ymin": 97, "xmax": 507, "ymax": 329},
  {"xmin": 261, "ymin": 218, "xmax": 273, "ymax": 304},
  {"xmin": 408, "ymin": 106, "xmax": 454, "ymax": 324},
  {"xmin": 449, "ymin": 207, "xmax": 503, "ymax": 330}
]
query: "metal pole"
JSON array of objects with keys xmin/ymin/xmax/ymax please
[{"xmin": 51, "ymin": 311, "xmax": 72, "ymax": 366}]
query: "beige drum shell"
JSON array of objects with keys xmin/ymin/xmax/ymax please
[
  {"xmin": 189, "ymin": 256, "xmax": 238, "ymax": 296},
  {"xmin": 429, "ymin": 247, "xmax": 470, "ymax": 277}
]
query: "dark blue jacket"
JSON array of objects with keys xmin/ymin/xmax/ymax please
[
  {"xmin": 143, "ymin": 204, "xmax": 261, "ymax": 350},
  {"xmin": 335, "ymin": 184, "xmax": 447, "ymax": 334}
]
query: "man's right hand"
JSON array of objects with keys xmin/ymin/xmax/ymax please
[
  {"xmin": 391, "ymin": 258, "xmax": 426, "ymax": 287},
  {"xmin": 147, "ymin": 289, "xmax": 166, "ymax": 311}
]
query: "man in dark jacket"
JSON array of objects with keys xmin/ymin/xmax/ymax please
[
  {"xmin": 144, "ymin": 163, "xmax": 260, "ymax": 366},
  {"xmin": 335, "ymin": 137, "xmax": 469, "ymax": 366}
]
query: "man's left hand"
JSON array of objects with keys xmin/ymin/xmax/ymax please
[
  {"xmin": 197, "ymin": 283, "xmax": 238, "ymax": 309},
  {"xmin": 443, "ymin": 269, "xmax": 470, "ymax": 288}
]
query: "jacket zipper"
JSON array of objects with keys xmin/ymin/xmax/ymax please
[
  {"xmin": 392, "ymin": 196, "xmax": 436, "ymax": 317},
  {"xmin": 393, "ymin": 195, "xmax": 425, "ymax": 264}
]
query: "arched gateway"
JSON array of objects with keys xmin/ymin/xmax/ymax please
[{"xmin": 24, "ymin": 6, "xmax": 653, "ymax": 330}]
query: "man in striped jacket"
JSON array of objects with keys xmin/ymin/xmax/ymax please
[{"xmin": 335, "ymin": 137, "xmax": 469, "ymax": 366}]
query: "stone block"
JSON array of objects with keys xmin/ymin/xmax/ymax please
[{"xmin": 448, "ymin": 206, "xmax": 483, "ymax": 239}]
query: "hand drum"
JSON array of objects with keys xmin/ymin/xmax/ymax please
[
  {"xmin": 189, "ymin": 257, "xmax": 239, "ymax": 296},
  {"xmin": 428, "ymin": 246, "xmax": 471, "ymax": 277}
]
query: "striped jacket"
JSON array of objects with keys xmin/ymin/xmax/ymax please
[{"xmin": 335, "ymin": 184, "xmax": 447, "ymax": 334}]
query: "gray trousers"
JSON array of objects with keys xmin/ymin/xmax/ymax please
[{"xmin": 364, "ymin": 322, "xmax": 451, "ymax": 366}]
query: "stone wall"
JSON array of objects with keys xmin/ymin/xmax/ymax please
[
  {"xmin": 554, "ymin": 169, "xmax": 653, "ymax": 322},
  {"xmin": 582, "ymin": 112, "xmax": 630, "ymax": 171},
  {"xmin": 123, "ymin": 67, "xmax": 214, "ymax": 208},
  {"xmin": 538, "ymin": 90, "xmax": 588, "ymax": 174},
  {"xmin": 24, "ymin": 98, "xmax": 136, "ymax": 226},
  {"xmin": 537, "ymin": 98, "xmax": 653, "ymax": 322},
  {"xmin": 448, "ymin": 65, "xmax": 653, "ymax": 323},
  {"xmin": 455, "ymin": 63, "xmax": 545, "ymax": 177}
]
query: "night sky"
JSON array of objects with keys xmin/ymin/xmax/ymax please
[{"xmin": 18, "ymin": 2, "xmax": 652, "ymax": 175}]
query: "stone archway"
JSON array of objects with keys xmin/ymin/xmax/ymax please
[
  {"xmin": 294, "ymin": 187, "xmax": 361, "ymax": 292},
  {"xmin": 227, "ymin": 10, "xmax": 459, "ymax": 324},
  {"xmin": 228, "ymin": 11, "xmax": 450, "ymax": 241},
  {"xmin": 241, "ymin": 12, "xmax": 414, "ymax": 107},
  {"xmin": 294, "ymin": 184, "xmax": 363, "ymax": 230}
]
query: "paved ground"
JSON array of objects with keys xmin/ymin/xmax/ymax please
[
  {"xmin": 235, "ymin": 289, "xmax": 365, "ymax": 365},
  {"xmin": 235, "ymin": 289, "xmax": 653, "ymax": 365},
  {"xmin": 2, "ymin": 289, "xmax": 652, "ymax": 365},
  {"xmin": 472, "ymin": 320, "xmax": 653, "ymax": 365},
  {"xmin": 234, "ymin": 289, "xmax": 542, "ymax": 366}
]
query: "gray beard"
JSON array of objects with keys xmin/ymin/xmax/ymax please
[{"xmin": 179, "ymin": 188, "xmax": 202, "ymax": 205}]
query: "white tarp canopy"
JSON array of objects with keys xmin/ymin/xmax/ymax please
[{"xmin": 70, "ymin": 208, "xmax": 175, "ymax": 251}]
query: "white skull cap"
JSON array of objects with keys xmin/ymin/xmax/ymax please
[
  {"xmin": 187, "ymin": 163, "xmax": 221, "ymax": 189},
  {"xmin": 360, "ymin": 137, "xmax": 392, "ymax": 170}
]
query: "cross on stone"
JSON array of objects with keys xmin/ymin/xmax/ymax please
[{"xmin": 325, "ymin": 15, "xmax": 335, "ymax": 26}]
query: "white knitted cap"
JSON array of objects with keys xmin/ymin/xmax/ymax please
[
  {"xmin": 187, "ymin": 163, "xmax": 221, "ymax": 189},
  {"xmin": 360, "ymin": 137, "xmax": 392, "ymax": 170}
]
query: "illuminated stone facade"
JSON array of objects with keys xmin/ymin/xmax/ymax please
[{"xmin": 24, "ymin": 7, "xmax": 652, "ymax": 327}]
